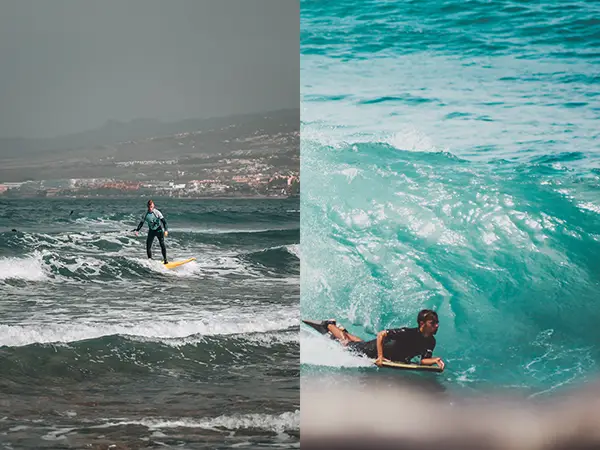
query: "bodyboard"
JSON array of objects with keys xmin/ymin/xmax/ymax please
[{"xmin": 378, "ymin": 360, "xmax": 443, "ymax": 372}]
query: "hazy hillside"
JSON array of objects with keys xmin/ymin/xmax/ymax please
[{"xmin": 0, "ymin": 109, "xmax": 299, "ymax": 182}]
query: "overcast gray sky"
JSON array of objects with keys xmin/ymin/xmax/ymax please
[{"xmin": 0, "ymin": 0, "xmax": 299, "ymax": 138}]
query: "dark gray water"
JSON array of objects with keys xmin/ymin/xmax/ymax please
[{"xmin": 0, "ymin": 198, "xmax": 299, "ymax": 448}]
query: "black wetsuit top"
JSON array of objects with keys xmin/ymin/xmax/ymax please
[{"xmin": 347, "ymin": 327, "xmax": 436, "ymax": 363}]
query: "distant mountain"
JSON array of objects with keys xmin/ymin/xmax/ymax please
[{"xmin": 0, "ymin": 108, "xmax": 299, "ymax": 158}]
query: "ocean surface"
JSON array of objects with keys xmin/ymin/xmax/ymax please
[
  {"xmin": 0, "ymin": 197, "xmax": 299, "ymax": 448},
  {"xmin": 300, "ymin": 0, "xmax": 600, "ymax": 398}
]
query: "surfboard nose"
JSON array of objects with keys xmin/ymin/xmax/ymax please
[{"xmin": 164, "ymin": 257, "xmax": 196, "ymax": 269}]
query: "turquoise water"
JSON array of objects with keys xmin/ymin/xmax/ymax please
[{"xmin": 300, "ymin": 0, "xmax": 600, "ymax": 396}]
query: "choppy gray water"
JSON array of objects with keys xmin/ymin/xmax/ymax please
[{"xmin": 0, "ymin": 197, "xmax": 299, "ymax": 448}]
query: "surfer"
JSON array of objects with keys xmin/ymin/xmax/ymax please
[
  {"xmin": 321, "ymin": 309, "xmax": 445, "ymax": 370},
  {"xmin": 132, "ymin": 199, "xmax": 169, "ymax": 264}
]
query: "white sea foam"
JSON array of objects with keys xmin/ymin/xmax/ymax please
[
  {"xmin": 300, "ymin": 327, "xmax": 372, "ymax": 369},
  {"xmin": 0, "ymin": 254, "xmax": 47, "ymax": 281},
  {"xmin": 0, "ymin": 309, "xmax": 299, "ymax": 347},
  {"xmin": 94, "ymin": 410, "xmax": 299, "ymax": 433}
]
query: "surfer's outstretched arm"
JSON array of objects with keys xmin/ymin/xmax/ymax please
[{"xmin": 133, "ymin": 214, "xmax": 145, "ymax": 232}]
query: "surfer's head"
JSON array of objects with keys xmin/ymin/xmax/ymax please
[
  {"xmin": 417, "ymin": 309, "xmax": 439, "ymax": 336},
  {"xmin": 147, "ymin": 199, "xmax": 154, "ymax": 211}
]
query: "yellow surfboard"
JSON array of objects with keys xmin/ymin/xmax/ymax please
[{"xmin": 164, "ymin": 257, "xmax": 196, "ymax": 269}]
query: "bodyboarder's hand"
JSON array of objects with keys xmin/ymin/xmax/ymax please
[{"xmin": 375, "ymin": 356, "xmax": 389, "ymax": 367}]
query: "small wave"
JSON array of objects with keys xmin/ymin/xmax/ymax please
[
  {"xmin": 230, "ymin": 329, "xmax": 299, "ymax": 347},
  {"xmin": 136, "ymin": 328, "xmax": 299, "ymax": 348},
  {"xmin": 95, "ymin": 410, "xmax": 299, "ymax": 434},
  {"xmin": 0, "ymin": 315, "xmax": 300, "ymax": 348},
  {"xmin": 246, "ymin": 244, "xmax": 300, "ymax": 259},
  {"xmin": 73, "ymin": 216, "xmax": 133, "ymax": 229},
  {"xmin": 286, "ymin": 244, "xmax": 300, "ymax": 259},
  {"xmin": 130, "ymin": 253, "xmax": 268, "ymax": 280},
  {"xmin": 240, "ymin": 245, "xmax": 300, "ymax": 275},
  {"xmin": 0, "ymin": 254, "xmax": 47, "ymax": 281},
  {"xmin": 301, "ymin": 127, "xmax": 445, "ymax": 155},
  {"xmin": 0, "ymin": 328, "xmax": 299, "ymax": 384},
  {"xmin": 170, "ymin": 226, "xmax": 297, "ymax": 235},
  {"xmin": 0, "ymin": 240, "xmax": 291, "ymax": 284},
  {"xmin": 179, "ymin": 227, "xmax": 299, "ymax": 250},
  {"xmin": 357, "ymin": 95, "xmax": 436, "ymax": 105},
  {"xmin": 531, "ymin": 152, "xmax": 587, "ymax": 165}
]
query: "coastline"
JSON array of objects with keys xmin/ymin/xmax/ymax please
[{"xmin": 0, "ymin": 194, "xmax": 299, "ymax": 201}]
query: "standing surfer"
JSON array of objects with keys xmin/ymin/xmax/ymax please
[{"xmin": 132, "ymin": 199, "xmax": 169, "ymax": 264}]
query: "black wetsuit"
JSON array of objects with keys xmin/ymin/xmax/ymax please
[
  {"xmin": 135, "ymin": 208, "xmax": 168, "ymax": 263},
  {"xmin": 347, "ymin": 327, "xmax": 436, "ymax": 363}
]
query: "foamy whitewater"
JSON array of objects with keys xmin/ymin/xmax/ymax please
[
  {"xmin": 0, "ymin": 197, "xmax": 299, "ymax": 448},
  {"xmin": 301, "ymin": 0, "xmax": 600, "ymax": 398}
]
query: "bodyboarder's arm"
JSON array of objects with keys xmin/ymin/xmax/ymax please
[
  {"xmin": 421, "ymin": 357, "xmax": 445, "ymax": 370},
  {"xmin": 375, "ymin": 330, "xmax": 390, "ymax": 366}
]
